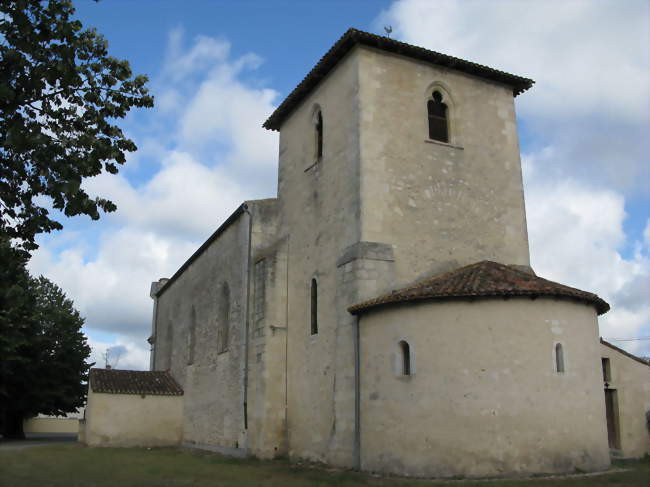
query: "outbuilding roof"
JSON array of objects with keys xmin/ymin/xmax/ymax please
[
  {"xmin": 348, "ymin": 260, "xmax": 610, "ymax": 316},
  {"xmin": 263, "ymin": 28, "xmax": 534, "ymax": 131},
  {"xmin": 89, "ymin": 368, "xmax": 183, "ymax": 396},
  {"xmin": 600, "ymin": 339, "xmax": 650, "ymax": 367}
]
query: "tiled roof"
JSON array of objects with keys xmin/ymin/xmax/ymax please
[
  {"xmin": 348, "ymin": 261, "xmax": 610, "ymax": 316},
  {"xmin": 601, "ymin": 339, "xmax": 650, "ymax": 367},
  {"xmin": 263, "ymin": 28, "xmax": 534, "ymax": 131},
  {"xmin": 89, "ymin": 368, "xmax": 183, "ymax": 396}
]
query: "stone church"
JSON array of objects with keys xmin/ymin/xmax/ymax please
[{"xmin": 82, "ymin": 29, "xmax": 650, "ymax": 478}]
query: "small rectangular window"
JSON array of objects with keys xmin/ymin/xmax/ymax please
[
  {"xmin": 602, "ymin": 358, "xmax": 611, "ymax": 383},
  {"xmin": 254, "ymin": 259, "xmax": 266, "ymax": 323},
  {"xmin": 428, "ymin": 116, "xmax": 448, "ymax": 142},
  {"xmin": 316, "ymin": 111, "xmax": 323, "ymax": 160},
  {"xmin": 427, "ymin": 92, "xmax": 449, "ymax": 143},
  {"xmin": 187, "ymin": 308, "xmax": 196, "ymax": 366},
  {"xmin": 310, "ymin": 278, "xmax": 318, "ymax": 335},
  {"xmin": 555, "ymin": 343, "xmax": 565, "ymax": 373}
]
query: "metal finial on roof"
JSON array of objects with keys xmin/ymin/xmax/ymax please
[{"xmin": 384, "ymin": 25, "xmax": 393, "ymax": 38}]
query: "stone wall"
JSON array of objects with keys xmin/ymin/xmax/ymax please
[
  {"xmin": 275, "ymin": 47, "xmax": 363, "ymax": 467},
  {"xmin": 245, "ymin": 200, "xmax": 288, "ymax": 458},
  {"xmin": 600, "ymin": 341, "xmax": 650, "ymax": 458},
  {"xmin": 153, "ymin": 207, "xmax": 251, "ymax": 452},
  {"xmin": 359, "ymin": 298, "xmax": 610, "ymax": 478},
  {"xmin": 357, "ymin": 45, "xmax": 530, "ymax": 285},
  {"xmin": 83, "ymin": 388, "xmax": 182, "ymax": 447},
  {"xmin": 274, "ymin": 44, "xmax": 533, "ymax": 469},
  {"xmin": 23, "ymin": 417, "xmax": 79, "ymax": 434},
  {"xmin": 151, "ymin": 200, "xmax": 281, "ymax": 455}
]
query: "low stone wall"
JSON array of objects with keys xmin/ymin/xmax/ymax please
[
  {"xmin": 23, "ymin": 417, "xmax": 79, "ymax": 434},
  {"xmin": 82, "ymin": 388, "xmax": 183, "ymax": 447}
]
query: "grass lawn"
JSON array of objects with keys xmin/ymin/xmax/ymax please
[{"xmin": 0, "ymin": 444, "xmax": 648, "ymax": 487}]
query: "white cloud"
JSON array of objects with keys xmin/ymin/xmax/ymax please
[
  {"xmin": 164, "ymin": 29, "xmax": 230, "ymax": 83},
  {"xmin": 379, "ymin": 0, "xmax": 649, "ymax": 122},
  {"xmin": 29, "ymin": 227, "xmax": 197, "ymax": 338},
  {"xmin": 87, "ymin": 336, "xmax": 150, "ymax": 371},
  {"xmin": 179, "ymin": 66, "xmax": 277, "ymax": 170},
  {"xmin": 381, "ymin": 0, "xmax": 650, "ymax": 356},
  {"xmin": 83, "ymin": 150, "xmax": 249, "ymax": 239},
  {"xmin": 27, "ymin": 5, "xmax": 649, "ymax": 370},
  {"xmin": 379, "ymin": 0, "xmax": 650, "ymax": 194},
  {"xmin": 29, "ymin": 29, "xmax": 280, "ymax": 367},
  {"xmin": 523, "ymin": 155, "xmax": 650, "ymax": 356}
]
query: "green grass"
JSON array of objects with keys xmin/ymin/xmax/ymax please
[{"xmin": 0, "ymin": 444, "xmax": 648, "ymax": 487}]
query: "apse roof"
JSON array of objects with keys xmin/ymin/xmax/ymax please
[
  {"xmin": 89, "ymin": 368, "xmax": 183, "ymax": 396},
  {"xmin": 263, "ymin": 28, "xmax": 534, "ymax": 131},
  {"xmin": 348, "ymin": 260, "xmax": 610, "ymax": 316}
]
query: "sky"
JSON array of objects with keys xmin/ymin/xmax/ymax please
[{"xmin": 26, "ymin": 0, "xmax": 650, "ymax": 370}]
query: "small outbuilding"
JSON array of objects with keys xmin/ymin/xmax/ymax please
[
  {"xmin": 80, "ymin": 368, "xmax": 183, "ymax": 447},
  {"xmin": 599, "ymin": 339, "xmax": 650, "ymax": 458}
]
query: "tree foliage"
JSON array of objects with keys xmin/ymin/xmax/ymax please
[
  {"xmin": 0, "ymin": 236, "xmax": 91, "ymax": 438},
  {"xmin": 0, "ymin": 0, "xmax": 153, "ymax": 252}
]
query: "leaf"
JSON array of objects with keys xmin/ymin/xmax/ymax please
[{"xmin": 0, "ymin": 0, "xmax": 153, "ymax": 254}]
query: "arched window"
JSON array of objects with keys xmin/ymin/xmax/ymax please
[
  {"xmin": 555, "ymin": 343, "xmax": 565, "ymax": 373},
  {"xmin": 399, "ymin": 340, "xmax": 411, "ymax": 376},
  {"xmin": 310, "ymin": 278, "xmax": 318, "ymax": 335},
  {"xmin": 187, "ymin": 307, "xmax": 196, "ymax": 365},
  {"xmin": 217, "ymin": 283, "xmax": 230, "ymax": 354},
  {"xmin": 427, "ymin": 91, "xmax": 449, "ymax": 143},
  {"xmin": 315, "ymin": 110, "xmax": 323, "ymax": 161}
]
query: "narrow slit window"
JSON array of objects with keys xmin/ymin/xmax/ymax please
[
  {"xmin": 310, "ymin": 278, "xmax": 318, "ymax": 335},
  {"xmin": 399, "ymin": 340, "xmax": 411, "ymax": 376},
  {"xmin": 555, "ymin": 343, "xmax": 565, "ymax": 373},
  {"xmin": 602, "ymin": 358, "xmax": 611, "ymax": 383},
  {"xmin": 217, "ymin": 283, "xmax": 230, "ymax": 353},
  {"xmin": 187, "ymin": 307, "xmax": 196, "ymax": 365},
  {"xmin": 316, "ymin": 110, "xmax": 323, "ymax": 160},
  {"xmin": 427, "ymin": 91, "xmax": 449, "ymax": 143}
]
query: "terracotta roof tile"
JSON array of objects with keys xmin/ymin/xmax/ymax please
[
  {"xmin": 89, "ymin": 368, "xmax": 183, "ymax": 396},
  {"xmin": 348, "ymin": 261, "xmax": 610, "ymax": 315},
  {"xmin": 264, "ymin": 28, "xmax": 534, "ymax": 131}
]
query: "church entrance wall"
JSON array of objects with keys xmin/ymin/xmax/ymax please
[
  {"xmin": 599, "ymin": 341, "xmax": 650, "ymax": 458},
  {"xmin": 604, "ymin": 388, "xmax": 621, "ymax": 451}
]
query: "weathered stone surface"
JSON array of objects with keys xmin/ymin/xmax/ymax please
[
  {"xmin": 336, "ymin": 241, "xmax": 395, "ymax": 268},
  {"xmin": 139, "ymin": 30, "xmax": 649, "ymax": 478}
]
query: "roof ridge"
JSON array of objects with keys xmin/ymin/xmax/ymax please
[
  {"xmin": 89, "ymin": 368, "xmax": 184, "ymax": 396},
  {"xmin": 601, "ymin": 338, "xmax": 650, "ymax": 367},
  {"xmin": 264, "ymin": 29, "xmax": 534, "ymax": 131},
  {"xmin": 349, "ymin": 260, "xmax": 609, "ymax": 315}
]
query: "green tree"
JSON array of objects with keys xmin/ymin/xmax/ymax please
[
  {"xmin": 0, "ymin": 0, "xmax": 153, "ymax": 253},
  {"xmin": 0, "ymin": 237, "xmax": 91, "ymax": 438}
]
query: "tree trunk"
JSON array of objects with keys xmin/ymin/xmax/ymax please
[{"xmin": 2, "ymin": 411, "xmax": 26, "ymax": 439}]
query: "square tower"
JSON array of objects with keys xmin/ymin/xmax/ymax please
[
  {"xmin": 262, "ymin": 29, "xmax": 534, "ymax": 468},
  {"xmin": 265, "ymin": 29, "xmax": 533, "ymax": 288}
]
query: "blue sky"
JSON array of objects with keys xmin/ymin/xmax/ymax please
[{"xmin": 27, "ymin": 0, "xmax": 649, "ymax": 369}]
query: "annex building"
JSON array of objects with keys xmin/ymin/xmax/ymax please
[{"xmin": 81, "ymin": 29, "xmax": 650, "ymax": 478}]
